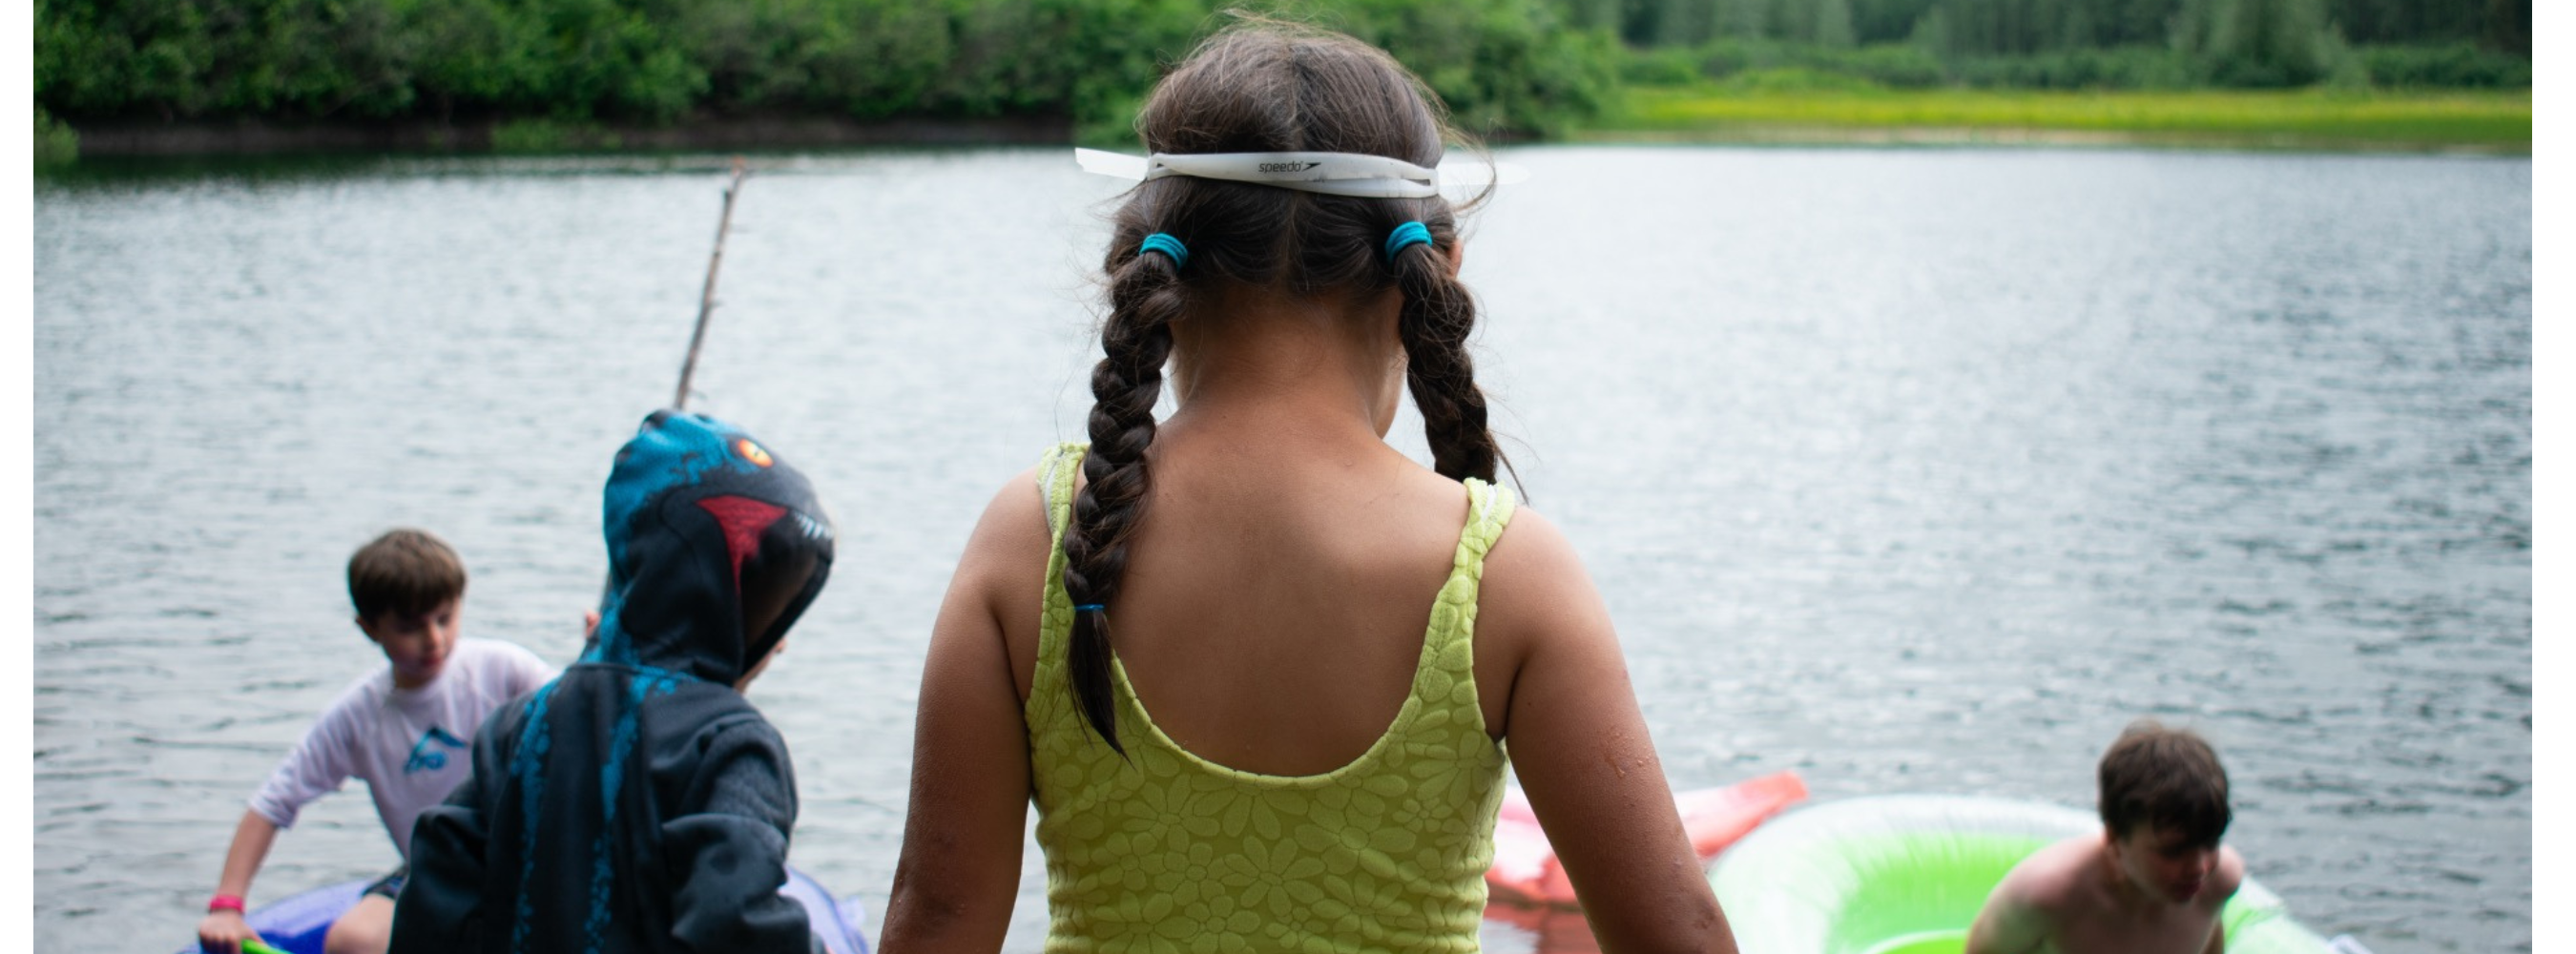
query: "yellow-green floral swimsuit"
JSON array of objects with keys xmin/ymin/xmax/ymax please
[{"xmin": 1028, "ymin": 443, "xmax": 1516, "ymax": 954}]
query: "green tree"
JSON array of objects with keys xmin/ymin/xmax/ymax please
[{"xmin": 2176, "ymin": 0, "xmax": 2332, "ymax": 85}]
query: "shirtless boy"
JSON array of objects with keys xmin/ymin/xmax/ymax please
[{"xmin": 1966, "ymin": 720, "xmax": 2245, "ymax": 954}]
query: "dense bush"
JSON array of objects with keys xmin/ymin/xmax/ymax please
[
  {"xmin": 1627, "ymin": 0, "xmax": 2522, "ymax": 92},
  {"xmin": 1693, "ymin": 38, "xmax": 1944, "ymax": 87},
  {"xmin": 28, "ymin": 0, "xmax": 2531, "ymax": 150},
  {"xmin": 2358, "ymin": 42, "xmax": 2532, "ymax": 87},
  {"xmin": 35, "ymin": 105, "xmax": 80, "ymax": 164},
  {"xmin": 1308, "ymin": 0, "xmax": 1620, "ymax": 137},
  {"xmin": 1653, "ymin": 32, "xmax": 2515, "ymax": 93},
  {"xmin": 34, "ymin": 0, "xmax": 1618, "ymax": 138},
  {"xmin": 1949, "ymin": 46, "xmax": 2202, "ymax": 89}
]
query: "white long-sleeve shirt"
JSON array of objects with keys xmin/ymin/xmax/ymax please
[{"xmin": 248, "ymin": 637, "xmax": 556, "ymax": 858}]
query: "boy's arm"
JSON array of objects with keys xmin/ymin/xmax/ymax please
[
  {"xmin": 244, "ymin": 692, "xmax": 361, "ymax": 831},
  {"xmin": 206, "ymin": 691, "xmax": 364, "ymax": 952},
  {"xmin": 1964, "ymin": 878, "xmax": 2050, "ymax": 954},
  {"xmin": 195, "ymin": 811, "xmax": 280, "ymax": 954},
  {"xmin": 663, "ymin": 717, "xmax": 822, "ymax": 953}
]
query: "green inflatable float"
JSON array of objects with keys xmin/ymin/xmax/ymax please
[{"xmin": 1709, "ymin": 795, "xmax": 2366, "ymax": 954}]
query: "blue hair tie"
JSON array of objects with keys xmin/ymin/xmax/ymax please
[
  {"xmin": 1137, "ymin": 233, "xmax": 1189, "ymax": 269},
  {"xmin": 1073, "ymin": 603, "xmax": 1106, "ymax": 612},
  {"xmin": 1383, "ymin": 221, "xmax": 1434, "ymax": 262}
]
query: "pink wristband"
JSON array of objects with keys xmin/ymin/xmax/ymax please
[{"xmin": 207, "ymin": 894, "xmax": 245, "ymax": 913}]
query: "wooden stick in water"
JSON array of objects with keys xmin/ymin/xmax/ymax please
[{"xmin": 673, "ymin": 157, "xmax": 749, "ymax": 411}]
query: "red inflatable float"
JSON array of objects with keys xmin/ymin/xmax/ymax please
[{"xmin": 1486, "ymin": 770, "xmax": 1809, "ymax": 909}]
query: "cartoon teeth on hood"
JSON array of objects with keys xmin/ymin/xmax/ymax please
[{"xmin": 590, "ymin": 408, "xmax": 835, "ymax": 686}]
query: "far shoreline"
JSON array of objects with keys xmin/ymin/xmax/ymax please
[
  {"xmin": 1586, "ymin": 86, "xmax": 2533, "ymax": 156},
  {"xmin": 1569, "ymin": 124, "xmax": 2532, "ymax": 155},
  {"xmin": 52, "ymin": 113, "xmax": 1076, "ymax": 160},
  {"xmin": 40, "ymin": 87, "xmax": 2532, "ymax": 164}
]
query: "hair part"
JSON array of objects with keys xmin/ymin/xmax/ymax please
[
  {"xmin": 348, "ymin": 528, "xmax": 467, "ymax": 622},
  {"xmin": 2098, "ymin": 719, "xmax": 2232, "ymax": 845},
  {"xmin": 1061, "ymin": 22, "xmax": 1509, "ymax": 753}
]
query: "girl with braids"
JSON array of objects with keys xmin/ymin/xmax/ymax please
[{"xmin": 883, "ymin": 22, "xmax": 1737, "ymax": 954}]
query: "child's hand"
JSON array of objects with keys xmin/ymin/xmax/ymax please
[{"xmin": 196, "ymin": 909, "xmax": 262, "ymax": 954}]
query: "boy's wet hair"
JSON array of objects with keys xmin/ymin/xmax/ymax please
[
  {"xmin": 1060, "ymin": 21, "xmax": 1509, "ymax": 754},
  {"xmin": 348, "ymin": 528, "xmax": 467, "ymax": 622},
  {"xmin": 2097, "ymin": 719, "xmax": 2232, "ymax": 846}
]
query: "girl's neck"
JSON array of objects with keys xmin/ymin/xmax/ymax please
[{"xmin": 1163, "ymin": 282, "xmax": 1405, "ymax": 446}]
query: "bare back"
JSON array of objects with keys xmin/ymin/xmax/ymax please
[
  {"xmin": 1968, "ymin": 835, "xmax": 2245, "ymax": 954},
  {"xmin": 1000, "ymin": 425, "xmax": 1507, "ymax": 775},
  {"xmin": 884, "ymin": 295, "xmax": 1735, "ymax": 953}
]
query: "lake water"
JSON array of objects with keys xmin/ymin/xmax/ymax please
[{"xmin": 33, "ymin": 145, "xmax": 2530, "ymax": 953}]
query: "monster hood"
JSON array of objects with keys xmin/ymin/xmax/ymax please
[{"xmin": 587, "ymin": 409, "xmax": 835, "ymax": 685}]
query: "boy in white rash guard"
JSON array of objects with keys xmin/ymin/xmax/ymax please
[{"xmin": 196, "ymin": 529, "xmax": 556, "ymax": 954}]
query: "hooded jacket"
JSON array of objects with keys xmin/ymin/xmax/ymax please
[{"xmin": 392, "ymin": 410, "xmax": 835, "ymax": 954}]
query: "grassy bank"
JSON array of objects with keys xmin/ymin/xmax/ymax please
[{"xmin": 1594, "ymin": 81, "xmax": 2532, "ymax": 151}]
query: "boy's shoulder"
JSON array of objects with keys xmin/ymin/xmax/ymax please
[
  {"xmin": 2203, "ymin": 844, "xmax": 2246, "ymax": 910},
  {"xmin": 442, "ymin": 638, "xmax": 556, "ymax": 686},
  {"xmin": 553, "ymin": 662, "xmax": 774, "ymax": 725},
  {"xmin": 449, "ymin": 636, "xmax": 548, "ymax": 667},
  {"xmin": 534, "ymin": 666, "xmax": 795, "ymax": 795},
  {"xmin": 1996, "ymin": 833, "xmax": 2103, "ymax": 916}
]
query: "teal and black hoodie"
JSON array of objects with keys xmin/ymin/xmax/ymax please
[{"xmin": 391, "ymin": 410, "xmax": 835, "ymax": 954}]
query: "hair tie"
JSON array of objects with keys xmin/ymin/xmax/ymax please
[
  {"xmin": 1137, "ymin": 233, "xmax": 1189, "ymax": 269},
  {"xmin": 1073, "ymin": 603, "xmax": 1106, "ymax": 612},
  {"xmin": 1383, "ymin": 221, "xmax": 1433, "ymax": 262}
]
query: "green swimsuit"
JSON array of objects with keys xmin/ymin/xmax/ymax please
[{"xmin": 1028, "ymin": 443, "xmax": 1515, "ymax": 954}]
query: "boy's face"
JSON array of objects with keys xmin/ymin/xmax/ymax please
[
  {"xmin": 734, "ymin": 638, "xmax": 784, "ymax": 692},
  {"xmin": 2109, "ymin": 822, "xmax": 2220, "ymax": 905},
  {"xmin": 361, "ymin": 596, "xmax": 462, "ymax": 690}
]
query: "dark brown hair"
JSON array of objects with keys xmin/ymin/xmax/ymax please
[
  {"xmin": 2097, "ymin": 719, "xmax": 2232, "ymax": 845},
  {"xmin": 347, "ymin": 528, "xmax": 467, "ymax": 622},
  {"xmin": 1062, "ymin": 22, "xmax": 1506, "ymax": 753}
]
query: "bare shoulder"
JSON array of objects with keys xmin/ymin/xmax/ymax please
[
  {"xmin": 2005, "ymin": 835, "xmax": 2101, "ymax": 912},
  {"xmin": 1971, "ymin": 836, "xmax": 2088, "ymax": 954},
  {"xmin": 946, "ymin": 465, "xmax": 1053, "ymax": 698},
  {"xmin": 2208, "ymin": 844, "xmax": 2247, "ymax": 905},
  {"xmin": 959, "ymin": 464, "xmax": 1050, "ymax": 566},
  {"xmin": 1476, "ymin": 505, "xmax": 1606, "ymax": 636},
  {"xmin": 1471, "ymin": 504, "xmax": 1616, "ymax": 715}
]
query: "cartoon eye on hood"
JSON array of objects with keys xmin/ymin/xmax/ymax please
[{"xmin": 587, "ymin": 409, "xmax": 835, "ymax": 684}]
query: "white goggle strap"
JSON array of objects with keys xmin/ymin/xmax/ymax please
[
  {"xmin": 1074, "ymin": 149, "xmax": 1525, "ymax": 200},
  {"xmin": 1149, "ymin": 152, "xmax": 1437, "ymax": 198}
]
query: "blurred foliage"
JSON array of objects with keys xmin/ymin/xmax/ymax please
[
  {"xmin": 31, "ymin": 0, "xmax": 2528, "ymax": 150},
  {"xmin": 34, "ymin": 0, "xmax": 1619, "ymax": 139},
  {"xmin": 36, "ymin": 105, "xmax": 82, "ymax": 164},
  {"xmin": 1611, "ymin": 0, "xmax": 2523, "ymax": 90},
  {"xmin": 1613, "ymin": 82, "xmax": 2529, "ymax": 147},
  {"xmin": 489, "ymin": 116, "xmax": 624, "ymax": 150},
  {"xmin": 2355, "ymin": 41, "xmax": 2529, "ymax": 87},
  {"xmin": 1277, "ymin": 0, "xmax": 1620, "ymax": 137}
]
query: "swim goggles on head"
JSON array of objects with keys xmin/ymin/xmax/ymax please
[{"xmin": 1074, "ymin": 148, "xmax": 1527, "ymax": 200}]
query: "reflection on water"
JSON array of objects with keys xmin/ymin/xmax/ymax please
[{"xmin": 35, "ymin": 146, "xmax": 2528, "ymax": 953}]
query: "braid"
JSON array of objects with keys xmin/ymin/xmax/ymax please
[
  {"xmin": 1055, "ymin": 25, "xmax": 1512, "ymax": 754},
  {"xmin": 1060, "ymin": 242, "xmax": 1185, "ymax": 754},
  {"xmin": 1389, "ymin": 222, "xmax": 1506, "ymax": 485}
]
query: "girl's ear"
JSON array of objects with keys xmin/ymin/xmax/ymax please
[{"xmin": 1445, "ymin": 239, "xmax": 1465, "ymax": 277}]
